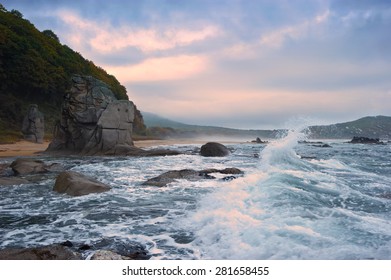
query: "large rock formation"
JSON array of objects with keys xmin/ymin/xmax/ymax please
[
  {"xmin": 21, "ymin": 104, "xmax": 44, "ymax": 143},
  {"xmin": 47, "ymin": 75, "xmax": 135, "ymax": 155}
]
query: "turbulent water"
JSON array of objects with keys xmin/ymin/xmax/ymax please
[{"xmin": 1, "ymin": 130, "xmax": 391, "ymax": 259}]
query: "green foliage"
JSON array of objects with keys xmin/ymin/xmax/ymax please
[
  {"xmin": 42, "ymin": 29, "xmax": 59, "ymax": 42},
  {"xmin": 0, "ymin": 7, "xmax": 145, "ymax": 141},
  {"xmin": 10, "ymin": 9, "xmax": 23, "ymax": 18}
]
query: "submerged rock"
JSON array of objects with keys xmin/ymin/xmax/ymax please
[
  {"xmin": 22, "ymin": 104, "xmax": 44, "ymax": 143},
  {"xmin": 53, "ymin": 171, "xmax": 110, "ymax": 196},
  {"xmin": 349, "ymin": 136, "xmax": 385, "ymax": 144},
  {"xmin": 10, "ymin": 158, "xmax": 47, "ymax": 175},
  {"xmin": 200, "ymin": 142, "xmax": 230, "ymax": 157},
  {"xmin": 143, "ymin": 168, "xmax": 243, "ymax": 187},
  {"xmin": 0, "ymin": 244, "xmax": 81, "ymax": 260},
  {"xmin": 0, "ymin": 177, "xmax": 30, "ymax": 186}
]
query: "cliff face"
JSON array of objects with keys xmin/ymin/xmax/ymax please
[
  {"xmin": 0, "ymin": 7, "xmax": 145, "ymax": 143},
  {"xmin": 47, "ymin": 75, "xmax": 135, "ymax": 155}
]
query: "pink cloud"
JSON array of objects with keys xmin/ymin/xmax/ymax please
[
  {"xmin": 104, "ymin": 55, "xmax": 209, "ymax": 82},
  {"xmin": 57, "ymin": 10, "xmax": 220, "ymax": 54}
]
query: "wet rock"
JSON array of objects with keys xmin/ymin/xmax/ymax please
[
  {"xmin": 0, "ymin": 244, "xmax": 81, "ymax": 260},
  {"xmin": 251, "ymin": 137, "xmax": 268, "ymax": 144},
  {"xmin": 53, "ymin": 171, "xmax": 110, "ymax": 196},
  {"xmin": 90, "ymin": 250, "xmax": 128, "ymax": 260},
  {"xmin": 122, "ymin": 146, "xmax": 181, "ymax": 157},
  {"xmin": 22, "ymin": 104, "xmax": 44, "ymax": 143},
  {"xmin": 88, "ymin": 237, "xmax": 151, "ymax": 260},
  {"xmin": 0, "ymin": 177, "xmax": 30, "ymax": 186},
  {"xmin": 349, "ymin": 136, "xmax": 385, "ymax": 144},
  {"xmin": 143, "ymin": 168, "xmax": 243, "ymax": 187},
  {"xmin": 10, "ymin": 158, "xmax": 47, "ymax": 175},
  {"xmin": 200, "ymin": 142, "xmax": 230, "ymax": 157}
]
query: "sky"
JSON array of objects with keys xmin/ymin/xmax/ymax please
[{"xmin": 3, "ymin": 0, "xmax": 391, "ymax": 129}]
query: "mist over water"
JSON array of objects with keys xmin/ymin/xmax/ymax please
[{"xmin": 1, "ymin": 124, "xmax": 390, "ymax": 259}]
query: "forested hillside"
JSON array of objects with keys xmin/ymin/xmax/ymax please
[{"xmin": 0, "ymin": 5, "xmax": 145, "ymax": 143}]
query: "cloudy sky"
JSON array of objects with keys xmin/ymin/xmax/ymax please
[{"xmin": 3, "ymin": 0, "xmax": 391, "ymax": 129}]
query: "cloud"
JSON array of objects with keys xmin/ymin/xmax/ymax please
[
  {"xmin": 56, "ymin": 9, "xmax": 220, "ymax": 54},
  {"xmin": 104, "ymin": 55, "xmax": 209, "ymax": 82}
]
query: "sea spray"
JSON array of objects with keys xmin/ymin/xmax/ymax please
[
  {"xmin": 187, "ymin": 125, "xmax": 315, "ymax": 259},
  {"xmin": 186, "ymin": 125, "xmax": 391, "ymax": 259}
]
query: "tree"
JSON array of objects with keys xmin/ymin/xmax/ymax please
[
  {"xmin": 10, "ymin": 9, "xmax": 23, "ymax": 18},
  {"xmin": 42, "ymin": 29, "xmax": 59, "ymax": 42},
  {"xmin": 0, "ymin": 4, "xmax": 7, "ymax": 13}
]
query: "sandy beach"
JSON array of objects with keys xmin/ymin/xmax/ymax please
[{"xmin": 0, "ymin": 141, "xmax": 50, "ymax": 158}]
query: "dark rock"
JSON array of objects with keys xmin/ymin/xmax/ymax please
[
  {"xmin": 79, "ymin": 244, "xmax": 92, "ymax": 251},
  {"xmin": 0, "ymin": 244, "xmax": 81, "ymax": 260},
  {"xmin": 123, "ymin": 146, "xmax": 181, "ymax": 157},
  {"xmin": 251, "ymin": 137, "xmax": 268, "ymax": 144},
  {"xmin": 10, "ymin": 158, "xmax": 47, "ymax": 175},
  {"xmin": 88, "ymin": 237, "xmax": 151, "ymax": 260},
  {"xmin": 143, "ymin": 168, "xmax": 243, "ymax": 187},
  {"xmin": 60, "ymin": 240, "xmax": 74, "ymax": 247},
  {"xmin": 47, "ymin": 75, "xmax": 135, "ymax": 155},
  {"xmin": 349, "ymin": 136, "xmax": 385, "ymax": 144},
  {"xmin": 0, "ymin": 177, "xmax": 30, "ymax": 186},
  {"xmin": 53, "ymin": 171, "xmax": 110, "ymax": 196},
  {"xmin": 200, "ymin": 142, "xmax": 230, "ymax": 157},
  {"xmin": 22, "ymin": 104, "xmax": 44, "ymax": 143}
]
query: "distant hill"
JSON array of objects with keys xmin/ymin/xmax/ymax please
[
  {"xmin": 143, "ymin": 111, "xmax": 282, "ymax": 140},
  {"xmin": 308, "ymin": 116, "xmax": 391, "ymax": 139},
  {"xmin": 144, "ymin": 112, "xmax": 391, "ymax": 140},
  {"xmin": 0, "ymin": 6, "xmax": 145, "ymax": 143}
]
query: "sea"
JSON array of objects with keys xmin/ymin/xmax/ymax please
[{"xmin": 0, "ymin": 128, "xmax": 390, "ymax": 260}]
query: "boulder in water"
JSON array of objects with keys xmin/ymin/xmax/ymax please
[
  {"xmin": 200, "ymin": 142, "xmax": 230, "ymax": 157},
  {"xmin": 10, "ymin": 158, "xmax": 47, "ymax": 175},
  {"xmin": 143, "ymin": 167, "xmax": 243, "ymax": 187},
  {"xmin": 0, "ymin": 244, "xmax": 81, "ymax": 260},
  {"xmin": 53, "ymin": 171, "xmax": 110, "ymax": 196},
  {"xmin": 349, "ymin": 136, "xmax": 385, "ymax": 144}
]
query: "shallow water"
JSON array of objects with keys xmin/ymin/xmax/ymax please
[{"xmin": 1, "ymin": 133, "xmax": 390, "ymax": 259}]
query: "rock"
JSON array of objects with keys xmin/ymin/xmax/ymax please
[
  {"xmin": 251, "ymin": 137, "xmax": 268, "ymax": 144},
  {"xmin": 22, "ymin": 104, "xmax": 44, "ymax": 143},
  {"xmin": 200, "ymin": 142, "xmax": 230, "ymax": 157},
  {"xmin": 53, "ymin": 171, "xmax": 110, "ymax": 196},
  {"xmin": 90, "ymin": 250, "xmax": 128, "ymax": 260},
  {"xmin": 82, "ymin": 145, "xmax": 181, "ymax": 157},
  {"xmin": 10, "ymin": 158, "xmax": 47, "ymax": 175},
  {"xmin": 349, "ymin": 136, "xmax": 385, "ymax": 144},
  {"xmin": 143, "ymin": 168, "xmax": 243, "ymax": 187},
  {"xmin": 0, "ymin": 177, "xmax": 30, "ymax": 186},
  {"xmin": 0, "ymin": 244, "xmax": 81, "ymax": 260},
  {"xmin": 46, "ymin": 75, "xmax": 135, "ymax": 155}
]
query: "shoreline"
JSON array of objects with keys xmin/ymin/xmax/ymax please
[
  {"xmin": 0, "ymin": 138, "xmax": 252, "ymax": 158},
  {"xmin": 0, "ymin": 139, "xmax": 218, "ymax": 158}
]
